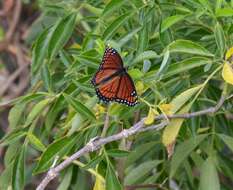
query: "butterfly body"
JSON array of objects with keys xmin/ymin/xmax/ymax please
[{"xmin": 91, "ymin": 46, "xmax": 138, "ymax": 106}]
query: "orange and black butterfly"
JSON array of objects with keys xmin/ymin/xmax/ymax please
[{"xmin": 91, "ymin": 46, "xmax": 138, "ymax": 106}]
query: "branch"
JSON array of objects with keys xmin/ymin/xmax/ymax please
[{"xmin": 36, "ymin": 92, "xmax": 227, "ymax": 190}]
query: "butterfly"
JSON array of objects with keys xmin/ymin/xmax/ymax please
[{"xmin": 91, "ymin": 46, "xmax": 138, "ymax": 106}]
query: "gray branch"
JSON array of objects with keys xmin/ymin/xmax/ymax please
[{"xmin": 36, "ymin": 93, "xmax": 226, "ymax": 190}]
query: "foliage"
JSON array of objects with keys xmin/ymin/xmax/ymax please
[{"xmin": 1, "ymin": 0, "xmax": 233, "ymax": 189}]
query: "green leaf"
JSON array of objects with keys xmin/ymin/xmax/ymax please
[
  {"xmin": 63, "ymin": 93, "xmax": 96, "ymax": 120},
  {"xmin": 34, "ymin": 134, "xmax": 77, "ymax": 174},
  {"xmin": 137, "ymin": 22, "xmax": 149, "ymax": 54},
  {"xmin": 83, "ymin": 154, "xmax": 104, "ymax": 169},
  {"xmin": 57, "ymin": 166, "xmax": 73, "ymax": 190},
  {"xmin": 218, "ymin": 134, "xmax": 233, "ymax": 152},
  {"xmin": 145, "ymin": 57, "xmax": 211, "ymax": 82},
  {"xmin": 27, "ymin": 132, "xmax": 46, "ymax": 152},
  {"xmin": 163, "ymin": 57, "xmax": 211, "ymax": 79},
  {"xmin": 200, "ymin": 157, "xmax": 220, "ymax": 190},
  {"xmin": 45, "ymin": 95, "xmax": 65, "ymax": 131},
  {"xmin": 214, "ymin": 22, "xmax": 226, "ymax": 58},
  {"xmin": 132, "ymin": 50, "xmax": 160, "ymax": 66},
  {"xmin": 25, "ymin": 99, "xmax": 51, "ymax": 126},
  {"xmin": 216, "ymin": 8, "xmax": 233, "ymax": 17},
  {"xmin": 168, "ymin": 40, "xmax": 214, "ymax": 57},
  {"xmin": 0, "ymin": 129, "xmax": 27, "ymax": 146},
  {"xmin": 118, "ymin": 27, "xmax": 141, "ymax": 47},
  {"xmin": 128, "ymin": 69, "xmax": 144, "ymax": 80},
  {"xmin": 8, "ymin": 103, "xmax": 26, "ymax": 129},
  {"xmin": 12, "ymin": 145, "xmax": 26, "ymax": 190},
  {"xmin": 0, "ymin": 163, "xmax": 13, "ymax": 190},
  {"xmin": 48, "ymin": 13, "xmax": 77, "ymax": 61},
  {"xmin": 170, "ymin": 134, "xmax": 207, "ymax": 177},
  {"xmin": 102, "ymin": 0, "xmax": 125, "ymax": 17},
  {"xmin": 103, "ymin": 12, "xmax": 131, "ymax": 41},
  {"xmin": 126, "ymin": 141, "xmax": 159, "ymax": 166},
  {"xmin": 106, "ymin": 163, "xmax": 122, "ymax": 190},
  {"xmin": 125, "ymin": 160, "xmax": 162, "ymax": 185},
  {"xmin": 107, "ymin": 149, "xmax": 130, "ymax": 158},
  {"xmin": 31, "ymin": 28, "xmax": 49, "ymax": 74},
  {"xmin": 41, "ymin": 64, "xmax": 52, "ymax": 91},
  {"xmin": 161, "ymin": 15, "xmax": 186, "ymax": 32},
  {"xmin": 156, "ymin": 50, "xmax": 170, "ymax": 78}
]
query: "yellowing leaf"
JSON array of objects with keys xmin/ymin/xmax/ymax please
[
  {"xmin": 144, "ymin": 108, "xmax": 158, "ymax": 125},
  {"xmin": 222, "ymin": 62, "xmax": 233, "ymax": 85},
  {"xmin": 170, "ymin": 85, "xmax": 202, "ymax": 114},
  {"xmin": 70, "ymin": 43, "xmax": 81, "ymax": 49},
  {"xmin": 162, "ymin": 103, "xmax": 192, "ymax": 148},
  {"xmin": 93, "ymin": 176, "xmax": 105, "ymax": 190},
  {"xmin": 136, "ymin": 81, "xmax": 145, "ymax": 95},
  {"xmin": 225, "ymin": 46, "xmax": 233, "ymax": 61},
  {"xmin": 159, "ymin": 104, "xmax": 172, "ymax": 115}
]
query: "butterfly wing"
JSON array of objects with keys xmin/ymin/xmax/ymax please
[
  {"xmin": 99, "ymin": 47, "xmax": 124, "ymax": 69},
  {"xmin": 95, "ymin": 74, "xmax": 121, "ymax": 103},
  {"xmin": 115, "ymin": 73, "xmax": 138, "ymax": 106}
]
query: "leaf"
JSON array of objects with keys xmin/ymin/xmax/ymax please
[
  {"xmin": 216, "ymin": 8, "xmax": 233, "ymax": 17},
  {"xmin": 132, "ymin": 50, "xmax": 159, "ymax": 66},
  {"xmin": 162, "ymin": 103, "xmax": 192, "ymax": 148},
  {"xmin": 218, "ymin": 134, "xmax": 233, "ymax": 152},
  {"xmin": 27, "ymin": 132, "xmax": 46, "ymax": 152},
  {"xmin": 214, "ymin": 22, "xmax": 226, "ymax": 58},
  {"xmin": 57, "ymin": 166, "xmax": 73, "ymax": 190},
  {"xmin": 168, "ymin": 40, "xmax": 213, "ymax": 57},
  {"xmin": 225, "ymin": 46, "xmax": 233, "ymax": 61},
  {"xmin": 161, "ymin": 85, "xmax": 202, "ymax": 148},
  {"xmin": 144, "ymin": 108, "xmax": 158, "ymax": 125},
  {"xmin": 83, "ymin": 155, "xmax": 104, "ymax": 170},
  {"xmin": 137, "ymin": 22, "xmax": 149, "ymax": 54},
  {"xmin": 48, "ymin": 13, "xmax": 77, "ymax": 61},
  {"xmin": 170, "ymin": 134, "xmax": 207, "ymax": 177},
  {"xmin": 45, "ymin": 95, "xmax": 65, "ymax": 131},
  {"xmin": 118, "ymin": 27, "xmax": 141, "ymax": 47},
  {"xmin": 222, "ymin": 62, "xmax": 233, "ymax": 85},
  {"xmin": 33, "ymin": 134, "xmax": 77, "ymax": 174},
  {"xmin": 126, "ymin": 141, "xmax": 159, "ymax": 166},
  {"xmin": 0, "ymin": 163, "xmax": 13, "ymax": 190},
  {"xmin": 125, "ymin": 160, "xmax": 162, "ymax": 185},
  {"xmin": 127, "ymin": 69, "xmax": 144, "ymax": 80},
  {"xmin": 156, "ymin": 50, "xmax": 170, "ymax": 78},
  {"xmin": 12, "ymin": 145, "xmax": 26, "ymax": 190},
  {"xmin": 107, "ymin": 149, "xmax": 130, "ymax": 158},
  {"xmin": 0, "ymin": 129, "xmax": 27, "ymax": 146},
  {"xmin": 144, "ymin": 57, "xmax": 211, "ymax": 82},
  {"xmin": 102, "ymin": 0, "xmax": 125, "ymax": 17},
  {"xmin": 199, "ymin": 157, "xmax": 220, "ymax": 190},
  {"xmin": 8, "ymin": 103, "xmax": 26, "ymax": 129},
  {"xmin": 63, "ymin": 93, "xmax": 96, "ymax": 120},
  {"xmin": 31, "ymin": 28, "xmax": 49, "ymax": 74},
  {"xmin": 41, "ymin": 64, "xmax": 52, "ymax": 91},
  {"xmin": 103, "ymin": 12, "xmax": 131, "ymax": 41},
  {"xmin": 170, "ymin": 85, "xmax": 202, "ymax": 114},
  {"xmin": 106, "ymin": 163, "xmax": 122, "ymax": 190},
  {"xmin": 25, "ymin": 99, "xmax": 51, "ymax": 126},
  {"xmin": 143, "ymin": 60, "xmax": 151, "ymax": 73},
  {"xmin": 161, "ymin": 15, "xmax": 186, "ymax": 32},
  {"xmin": 93, "ymin": 175, "xmax": 105, "ymax": 190}
]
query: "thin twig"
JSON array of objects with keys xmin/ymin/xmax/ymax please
[{"xmin": 36, "ymin": 92, "xmax": 227, "ymax": 190}]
